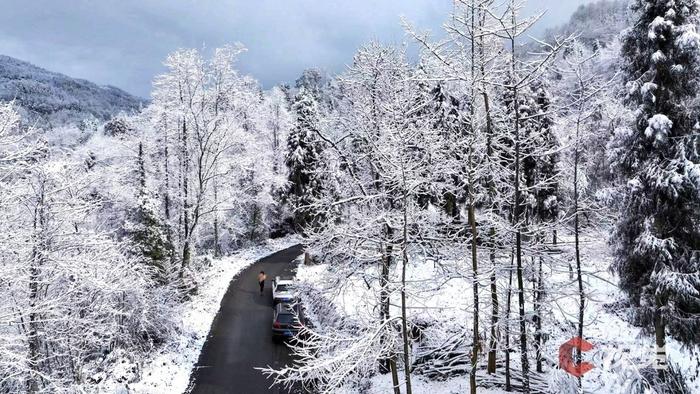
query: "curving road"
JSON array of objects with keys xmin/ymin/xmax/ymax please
[{"xmin": 186, "ymin": 244, "xmax": 305, "ymax": 394}]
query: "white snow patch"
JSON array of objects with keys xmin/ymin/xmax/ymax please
[
  {"xmin": 645, "ymin": 114, "xmax": 673, "ymax": 142},
  {"xmin": 651, "ymin": 50, "xmax": 666, "ymax": 64},
  {"xmin": 336, "ymin": 372, "xmax": 508, "ymax": 394},
  {"xmin": 677, "ymin": 25, "xmax": 700, "ymax": 51}
]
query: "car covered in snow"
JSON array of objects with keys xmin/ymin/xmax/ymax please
[
  {"xmin": 271, "ymin": 302, "xmax": 304, "ymax": 342},
  {"xmin": 272, "ymin": 276, "xmax": 297, "ymax": 305}
]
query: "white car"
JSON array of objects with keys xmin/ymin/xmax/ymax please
[{"xmin": 272, "ymin": 276, "xmax": 297, "ymax": 305}]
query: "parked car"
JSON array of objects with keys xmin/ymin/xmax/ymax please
[
  {"xmin": 272, "ymin": 276, "xmax": 297, "ymax": 305},
  {"xmin": 272, "ymin": 302, "xmax": 304, "ymax": 342}
]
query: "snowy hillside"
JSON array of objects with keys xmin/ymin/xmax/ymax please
[
  {"xmin": 541, "ymin": 0, "xmax": 628, "ymax": 46},
  {"xmin": 0, "ymin": 55, "xmax": 146, "ymax": 127}
]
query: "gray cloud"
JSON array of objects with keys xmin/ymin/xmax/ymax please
[{"xmin": 0, "ymin": 0, "xmax": 594, "ymax": 97}]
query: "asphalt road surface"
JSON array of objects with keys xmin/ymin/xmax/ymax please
[{"xmin": 187, "ymin": 244, "xmax": 305, "ymax": 394}]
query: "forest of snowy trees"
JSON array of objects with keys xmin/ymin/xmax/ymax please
[
  {"xmin": 0, "ymin": 45, "xmax": 298, "ymax": 392},
  {"xmin": 0, "ymin": 0, "xmax": 699, "ymax": 393},
  {"xmin": 263, "ymin": 0, "xmax": 700, "ymax": 393}
]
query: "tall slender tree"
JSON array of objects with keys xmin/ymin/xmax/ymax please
[
  {"xmin": 152, "ymin": 45, "xmax": 248, "ymax": 277},
  {"xmin": 520, "ymin": 84, "xmax": 560, "ymax": 373},
  {"xmin": 286, "ymin": 87, "xmax": 324, "ymax": 233},
  {"xmin": 611, "ymin": 0, "xmax": 700, "ymax": 372},
  {"xmin": 553, "ymin": 39, "xmax": 613, "ymax": 389},
  {"xmin": 125, "ymin": 141, "xmax": 171, "ymax": 284}
]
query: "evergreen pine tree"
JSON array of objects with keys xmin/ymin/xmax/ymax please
[
  {"xmin": 522, "ymin": 85, "xmax": 560, "ymax": 226},
  {"xmin": 409, "ymin": 79, "xmax": 468, "ymax": 222},
  {"xmin": 429, "ymin": 82, "xmax": 469, "ymax": 221},
  {"xmin": 125, "ymin": 142, "xmax": 172, "ymax": 284},
  {"xmin": 515, "ymin": 83, "xmax": 560, "ymax": 374},
  {"xmin": 611, "ymin": 0, "xmax": 700, "ymax": 355},
  {"xmin": 286, "ymin": 87, "xmax": 324, "ymax": 232}
]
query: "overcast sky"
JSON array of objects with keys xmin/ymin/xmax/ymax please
[{"xmin": 0, "ymin": 0, "xmax": 594, "ymax": 97}]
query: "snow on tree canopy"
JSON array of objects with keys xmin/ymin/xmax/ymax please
[
  {"xmin": 645, "ymin": 113, "xmax": 673, "ymax": 143},
  {"xmin": 677, "ymin": 23, "xmax": 700, "ymax": 51},
  {"xmin": 612, "ymin": 0, "xmax": 700, "ymax": 350}
]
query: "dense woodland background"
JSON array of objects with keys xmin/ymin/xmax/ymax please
[{"xmin": 0, "ymin": 1, "xmax": 698, "ymax": 393}]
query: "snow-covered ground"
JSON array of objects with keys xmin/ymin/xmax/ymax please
[
  {"xmin": 335, "ymin": 372, "xmax": 506, "ymax": 394},
  {"xmin": 296, "ymin": 229, "xmax": 700, "ymax": 393},
  {"xmin": 98, "ymin": 235, "xmax": 301, "ymax": 394},
  {"xmin": 548, "ymin": 232, "xmax": 700, "ymax": 393}
]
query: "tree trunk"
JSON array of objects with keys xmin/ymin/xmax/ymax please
[
  {"xmin": 380, "ymin": 231, "xmax": 392, "ymax": 328},
  {"xmin": 27, "ymin": 182, "xmax": 46, "ymax": 394},
  {"xmin": 505, "ymin": 250, "xmax": 514, "ymax": 391},
  {"xmin": 28, "ymin": 260, "xmax": 41, "ymax": 394},
  {"xmin": 250, "ymin": 205, "xmax": 259, "ymax": 241},
  {"xmin": 469, "ymin": 202, "xmax": 479, "ymax": 394},
  {"xmin": 400, "ymin": 286, "xmax": 412, "ymax": 394},
  {"xmin": 654, "ymin": 298, "xmax": 666, "ymax": 382},
  {"xmin": 272, "ymin": 106, "xmax": 280, "ymax": 175},
  {"xmin": 163, "ymin": 131, "xmax": 176, "ymax": 269},
  {"xmin": 401, "ymin": 201, "xmax": 412, "ymax": 394},
  {"xmin": 390, "ymin": 358, "xmax": 401, "ymax": 394},
  {"xmin": 213, "ymin": 174, "xmax": 221, "ymax": 257},
  {"xmin": 479, "ymin": 12, "xmax": 499, "ymax": 373},
  {"xmin": 510, "ymin": 5, "xmax": 530, "ymax": 388},
  {"xmin": 181, "ymin": 240, "xmax": 191, "ymax": 278},
  {"xmin": 574, "ymin": 110, "xmax": 585, "ymax": 389},
  {"xmin": 468, "ymin": 5, "xmax": 480, "ymax": 391},
  {"xmin": 514, "ymin": 105, "xmax": 531, "ymax": 394},
  {"xmin": 177, "ymin": 153, "xmax": 183, "ymax": 247},
  {"xmin": 534, "ymin": 254, "xmax": 543, "ymax": 373},
  {"xmin": 164, "ymin": 134, "xmax": 171, "ymax": 223},
  {"xmin": 487, "ymin": 236, "xmax": 498, "ymax": 374},
  {"xmin": 180, "ymin": 118, "xmax": 190, "ymax": 278},
  {"xmin": 380, "ymin": 225, "xmax": 400, "ymax": 394}
]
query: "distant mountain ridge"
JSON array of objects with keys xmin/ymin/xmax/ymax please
[
  {"xmin": 542, "ymin": 0, "xmax": 629, "ymax": 46},
  {"xmin": 0, "ymin": 55, "xmax": 146, "ymax": 127}
]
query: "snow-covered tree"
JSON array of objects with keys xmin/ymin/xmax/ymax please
[
  {"xmin": 518, "ymin": 83, "xmax": 560, "ymax": 373},
  {"xmin": 286, "ymin": 87, "xmax": 324, "ymax": 233},
  {"xmin": 257, "ymin": 86, "xmax": 294, "ymax": 235},
  {"xmin": 124, "ymin": 141, "xmax": 172, "ymax": 284},
  {"xmin": 151, "ymin": 44, "xmax": 253, "ymax": 276},
  {"xmin": 295, "ymin": 68, "xmax": 327, "ymax": 101},
  {"xmin": 610, "ymin": 0, "xmax": 700, "ymax": 360},
  {"xmin": 103, "ymin": 116, "xmax": 133, "ymax": 137},
  {"xmin": 0, "ymin": 153, "xmax": 175, "ymax": 392},
  {"xmin": 521, "ymin": 85, "xmax": 560, "ymax": 228},
  {"xmin": 258, "ymin": 86, "xmax": 293, "ymax": 177},
  {"xmin": 551, "ymin": 39, "xmax": 616, "ymax": 390},
  {"xmin": 404, "ymin": 1, "xmax": 570, "ymax": 390},
  {"xmin": 0, "ymin": 101, "xmax": 35, "ymax": 188},
  {"xmin": 415, "ymin": 80, "xmax": 469, "ymax": 222},
  {"xmin": 266, "ymin": 42, "xmax": 461, "ymax": 394}
]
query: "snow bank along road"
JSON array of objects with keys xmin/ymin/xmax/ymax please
[{"xmin": 186, "ymin": 244, "xmax": 304, "ymax": 394}]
